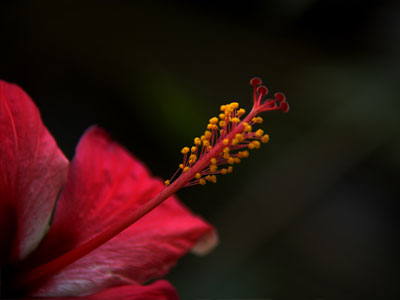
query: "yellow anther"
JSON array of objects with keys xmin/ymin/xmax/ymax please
[
  {"xmin": 194, "ymin": 137, "xmax": 201, "ymax": 145},
  {"xmin": 207, "ymin": 124, "xmax": 213, "ymax": 130},
  {"xmin": 223, "ymin": 147, "xmax": 230, "ymax": 153},
  {"xmin": 200, "ymin": 135, "xmax": 206, "ymax": 141},
  {"xmin": 210, "ymin": 175, "xmax": 217, "ymax": 183},
  {"xmin": 234, "ymin": 158, "xmax": 241, "ymax": 164},
  {"xmin": 183, "ymin": 166, "xmax": 190, "ymax": 172},
  {"xmin": 231, "ymin": 102, "xmax": 239, "ymax": 109},
  {"xmin": 221, "ymin": 168, "xmax": 227, "ymax": 175},
  {"xmin": 219, "ymin": 113, "xmax": 225, "ymax": 119},
  {"xmin": 243, "ymin": 122, "xmax": 252, "ymax": 132},
  {"xmin": 228, "ymin": 157, "xmax": 234, "ymax": 165},
  {"xmin": 199, "ymin": 179, "xmax": 206, "ymax": 185},
  {"xmin": 210, "ymin": 164, "xmax": 218, "ymax": 172},
  {"xmin": 223, "ymin": 138, "xmax": 229, "ymax": 145},
  {"xmin": 204, "ymin": 131, "xmax": 212, "ymax": 139},
  {"xmin": 237, "ymin": 108, "xmax": 246, "ymax": 117},
  {"xmin": 238, "ymin": 151, "xmax": 248, "ymax": 158},
  {"xmin": 231, "ymin": 139, "xmax": 239, "ymax": 146},
  {"xmin": 179, "ymin": 163, "xmax": 184, "ymax": 169},
  {"xmin": 164, "ymin": 179, "xmax": 170, "ymax": 186},
  {"xmin": 235, "ymin": 133, "xmax": 244, "ymax": 142},
  {"xmin": 181, "ymin": 147, "xmax": 190, "ymax": 154},
  {"xmin": 189, "ymin": 154, "xmax": 197, "ymax": 164},
  {"xmin": 203, "ymin": 140, "xmax": 210, "ymax": 147},
  {"xmin": 227, "ymin": 166, "xmax": 233, "ymax": 173},
  {"xmin": 248, "ymin": 141, "xmax": 260, "ymax": 149},
  {"xmin": 223, "ymin": 152, "xmax": 230, "ymax": 159},
  {"xmin": 255, "ymin": 129, "xmax": 264, "ymax": 137},
  {"xmin": 210, "ymin": 158, "xmax": 217, "ymax": 164},
  {"xmin": 195, "ymin": 172, "xmax": 202, "ymax": 179},
  {"xmin": 211, "ymin": 124, "xmax": 218, "ymax": 130},
  {"xmin": 252, "ymin": 116, "xmax": 263, "ymax": 124},
  {"xmin": 261, "ymin": 134, "xmax": 269, "ymax": 143},
  {"xmin": 205, "ymin": 175, "xmax": 211, "ymax": 181},
  {"xmin": 219, "ymin": 120, "xmax": 226, "ymax": 127},
  {"xmin": 220, "ymin": 105, "xmax": 226, "ymax": 111},
  {"xmin": 209, "ymin": 117, "xmax": 218, "ymax": 124},
  {"xmin": 206, "ymin": 145, "xmax": 212, "ymax": 151},
  {"xmin": 191, "ymin": 146, "xmax": 197, "ymax": 152},
  {"xmin": 231, "ymin": 117, "xmax": 240, "ymax": 123}
]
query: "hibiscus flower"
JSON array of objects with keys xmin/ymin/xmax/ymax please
[
  {"xmin": 0, "ymin": 80, "xmax": 217, "ymax": 299},
  {"xmin": 0, "ymin": 77, "xmax": 287, "ymax": 299}
]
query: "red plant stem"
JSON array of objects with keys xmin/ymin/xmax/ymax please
[{"xmin": 16, "ymin": 108, "xmax": 259, "ymax": 291}]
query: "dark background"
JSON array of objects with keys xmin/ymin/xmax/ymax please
[{"xmin": 1, "ymin": 0, "xmax": 399, "ymax": 299}]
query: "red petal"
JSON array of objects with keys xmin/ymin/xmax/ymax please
[
  {"xmin": 30, "ymin": 127, "xmax": 215, "ymax": 296},
  {"xmin": 78, "ymin": 280, "xmax": 179, "ymax": 300},
  {"xmin": 0, "ymin": 81, "xmax": 69, "ymax": 262},
  {"xmin": 31, "ymin": 280, "xmax": 178, "ymax": 300}
]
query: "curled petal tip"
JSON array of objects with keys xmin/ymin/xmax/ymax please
[{"xmin": 191, "ymin": 229, "xmax": 219, "ymax": 256}]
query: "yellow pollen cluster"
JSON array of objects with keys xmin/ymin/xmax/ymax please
[
  {"xmin": 188, "ymin": 154, "xmax": 197, "ymax": 164},
  {"xmin": 252, "ymin": 116, "xmax": 263, "ymax": 124},
  {"xmin": 261, "ymin": 134, "xmax": 269, "ymax": 143},
  {"xmin": 165, "ymin": 101, "xmax": 271, "ymax": 187},
  {"xmin": 243, "ymin": 123, "xmax": 252, "ymax": 132},
  {"xmin": 181, "ymin": 147, "xmax": 190, "ymax": 154}
]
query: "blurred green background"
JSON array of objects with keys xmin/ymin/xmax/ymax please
[{"xmin": 1, "ymin": 0, "xmax": 399, "ymax": 299}]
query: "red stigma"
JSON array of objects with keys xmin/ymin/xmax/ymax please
[
  {"xmin": 250, "ymin": 79, "xmax": 289, "ymax": 113},
  {"xmin": 257, "ymin": 86, "xmax": 268, "ymax": 96},
  {"xmin": 274, "ymin": 92, "xmax": 285, "ymax": 102},
  {"xmin": 280, "ymin": 102, "xmax": 290, "ymax": 113},
  {"xmin": 250, "ymin": 77, "xmax": 262, "ymax": 86}
]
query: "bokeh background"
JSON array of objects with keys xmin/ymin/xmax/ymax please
[{"xmin": 1, "ymin": 0, "xmax": 399, "ymax": 299}]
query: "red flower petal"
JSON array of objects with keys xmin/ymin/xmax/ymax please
[
  {"xmin": 77, "ymin": 280, "xmax": 178, "ymax": 300},
  {"xmin": 0, "ymin": 81, "xmax": 69, "ymax": 262},
  {"xmin": 29, "ymin": 281, "xmax": 178, "ymax": 300},
  {"xmin": 30, "ymin": 127, "xmax": 216, "ymax": 296}
]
